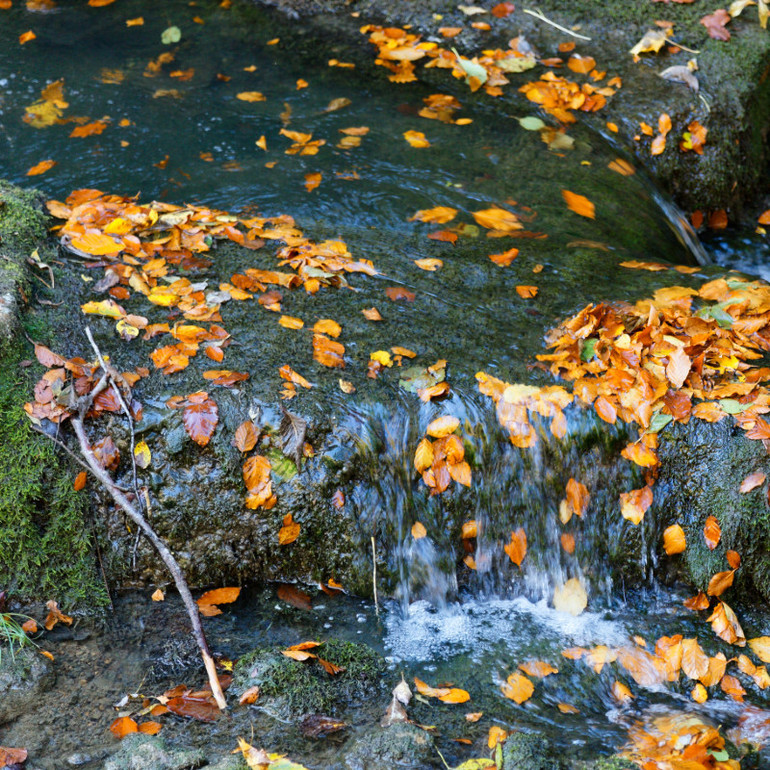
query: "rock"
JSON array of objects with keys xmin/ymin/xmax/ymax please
[
  {"xmin": 231, "ymin": 639, "xmax": 386, "ymax": 721},
  {"xmin": 0, "ymin": 646, "xmax": 55, "ymax": 725},
  {"xmin": 103, "ymin": 733, "xmax": 205, "ymax": 770},
  {"xmin": 570, "ymin": 759, "xmax": 636, "ymax": 770},
  {"xmin": 500, "ymin": 732, "xmax": 563, "ymax": 770},
  {"xmin": 341, "ymin": 722, "xmax": 436, "ymax": 770}
]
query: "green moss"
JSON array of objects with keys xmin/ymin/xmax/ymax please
[
  {"xmin": 570, "ymin": 758, "xmax": 637, "ymax": 770},
  {"xmin": 501, "ymin": 732, "xmax": 562, "ymax": 770},
  {"xmin": 232, "ymin": 639, "xmax": 386, "ymax": 717},
  {"xmin": 0, "ymin": 179, "xmax": 105, "ymax": 610},
  {"xmin": 0, "ymin": 332, "xmax": 106, "ymax": 608}
]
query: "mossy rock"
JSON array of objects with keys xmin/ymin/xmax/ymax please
[
  {"xmin": 0, "ymin": 645, "xmax": 55, "ymax": 725},
  {"xmin": 570, "ymin": 758, "xmax": 636, "ymax": 770},
  {"xmin": 232, "ymin": 639, "xmax": 387, "ymax": 720},
  {"xmin": 103, "ymin": 733, "xmax": 205, "ymax": 770},
  {"xmin": 0, "ymin": 180, "xmax": 104, "ymax": 609},
  {"xmin": 501, "ymin": 732, "xmax": 564, "ymax": 770},
  {"xmin": 341, "ymin": 722, "xmax": 436, "ymax": 770}
]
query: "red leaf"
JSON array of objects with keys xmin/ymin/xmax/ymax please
[
  {"xmin": 385, "ymin": 286, "xmax": 416, "ymax": 302},
  {"xmin": 166, "ymin": 693, "xmax": 220, "ymax": 722},
  {"xmin": 491, "ymin": 2, "xmax": 515, "ymax": 17},
  {"xmin": 182, "ymin": 394, "xmax": 218, "ymax": 446}
]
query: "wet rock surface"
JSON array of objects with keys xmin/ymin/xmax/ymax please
[
  {"xmin": 254, "ymin": 0, "xmax": 770, "ymax": 219},
  {"xmin": 0, "ymin": 647, "xmax": 55, "ymax": 726},
  {"xmin": 102, "ymin": 733, "xmax": 206, "ymax": 770}
]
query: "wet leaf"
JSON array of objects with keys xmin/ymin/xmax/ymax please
[
  {"xmin": 427, "ymin": 416, "xmax": 460, "ymax": 438},
  {"xmin": 707, "ymin": 570, "xmax": 735, "ymax": 597},
  {"xmin": 110, "ymin": 716, "xmax": 138, "ymax": 739},
  {"xmin": 198, "ymin": 587, "xmax": 240, "ymax": 608},
  {"xmin": 612, "ymin": 680, "xmax": 634, "ymax": 702},
  {"xmin": 619, "ymin": 485, "xmax": 653, "ymax": 525},
  {"xmin": 182, "ymin": 394, "xmax": 218, "ymax": 447},
  {"xmin": 740, "ymin": 471, "xmax": 765, "ymax": 493},
  {"xmin": 708, "ymin": 601, "xmax": 745, "ymax": 646},
  {"xmin": 166, "ymin": 692, "xmax": 219, "ymax": 722},
  {"xmin": 409, "ymin": 206, "xmax": 458, "ymax": 224},
  {"xmin": 561, "ymin": 190, "xmax": 595, "ymax": 219},
  {"xmin": 138, "ymin": 721, "xmax": 163, "ymax": 735},
  {"xmin": 500, "ymin": 671, "xmax": 534, "ymax": 704},
  {"xmin": 280, "ymin": 406, "xmax": 307, "ymax": 468},
  {"xmin": 161, "ymin": 25, "xmax": 182, "ymax": 44},
  {"xmin": 749, "ymin": 637, "xmax": 770, "ymax": 662},
  {"xmin": 234, "ymin": 421, "xmax": 259, "ymax": 453},
  {"xmin": 503, "ymin": 528, "xmax": 527, "ymax": 567},
  {"xmin": 403, "ymin": 130, "xmax": 430, "ymax": 148},
  {"xmin": 26, "ymin": 159, "xmax": 56, "ymax": 176},
  {"xmin": 73, "ymin": 470, "xmax": 87, "ymax": 491},
  {"xmin": 279, "ymin": 513, "xmax": 301, "ymax": 545},
  {"xmin": 411, "ymin": 521, "xmax": 427, "ymax": 539},
  {"xmin": 566, "ymin": 478, "xmax": 589, "ymax": 517},
  {"xmin": 629, "ymin": 28, "xmax": 670, "ymax": 56},
  {"xmin": 134, "ymin": 440, "xmax": 151, "ymax": 469},
  {"xmin": 701, "ymin": 8, "xmax": 731, "ymax": 40},
  {"xmin": 518, "ymin": 660, "xmax": 558, "ymax": 678},
  {"xmin": 663, "ymin": 524, "xmax": 686, "ymax": 555},
  {"xmin": 703, "ymin": 516, "xmax": 721, "ymax": 550},
  {"xmin": 681, "ymin": 638, "xmax": 709, "ymax": 680},
  {"xmin": 553, "ymin": 578, "xmax": 587, "ymax": 616},
  {"xmin": 277, "ymin": 584, "xmax": 312, "ymax": 610},
  {"xmin": 151, "ymin": 588, "xmax": 165, "ymax": 602},
  {"xmin": 240, "ymin": 686, "xmax": 260, "ymax": 705}
]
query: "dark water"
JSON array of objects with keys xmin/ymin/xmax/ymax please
[{"xmin": 1, "ymin": 1, "xmax": 769, "ymax": 768}]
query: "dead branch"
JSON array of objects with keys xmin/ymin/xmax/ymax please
[{"xmin": 70, "ymin": 415, "xmax": 227, "ymax": 710}]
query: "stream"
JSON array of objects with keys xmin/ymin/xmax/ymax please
[{"xmin": 2, "ymin": 1, "xmax": 770, "ymax": 769}]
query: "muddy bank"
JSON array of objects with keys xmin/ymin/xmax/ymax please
[{"xmin": 254, "ymin": 0, "xmax": 770, "ymax": 221}]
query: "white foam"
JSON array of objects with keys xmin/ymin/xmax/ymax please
[{"xmin": 384, "ymin": 596, "xmax": 629, "ymax": 663}]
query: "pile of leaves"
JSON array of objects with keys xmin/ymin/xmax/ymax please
[{"xmin": 361, "ymin": 24, "xmax": 620, "ymax": 122}]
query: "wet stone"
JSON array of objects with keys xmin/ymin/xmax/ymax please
[
  {"xmin": 0, "ymin": 647, "xmax": 56, "ymax": 726},
  {"xmin": 102, "ymin": 733, "xmax": 206, "ymax": 770},
  {"xmin": 340, "ymin": 722, "xmax": 436, "ymax": 770}
]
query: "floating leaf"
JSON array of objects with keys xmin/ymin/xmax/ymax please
[
  {"xmin": 562, "ymin": 189, "xmax": 595, "ymax": 219},
  {"xmin": 161, "ymin": 25, "xmax": 182, "ymax": 44},
  {"xmin": 500, "ymin": 672, "xmax": 534, "ymax": 704}
]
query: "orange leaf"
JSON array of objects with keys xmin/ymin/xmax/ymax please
[
  {"xmin": 472, "ymin": 207, "xmax": 522, "ymax": 232},
  {"xmin": 567, "ymin": 54, "xmax": 596, "ymax": 74},
  {"xmin": 726, "ymin": 550, "xmax": 741, "ymax": 569},
  {"xmin": 594, "ymin": 396, "xmax": 617, "ymax": 424},
  {"xmin": 317, "ymin": 657, "xmax": 346, "ymax": 675},
  {"xmin": 278, "ymin": 513, "xmax": 300, "ymax": 545},
  {"xmin": 243, "ymin": 454, "xmax": 271, "ymax": 492},
  {"xmin": 279, "ymin": 315, "xmax": 304, "ymax": 329},
  {"xmin": 26, "ymin": 159, "xmax": 56, "ymax": 176},
  {"xmin": 620, "ymin": 441, "xmax": 658, "ymax": 468},
  {"xmin": 138, "ymin": 721, "xmax": 163, "ymax": 735},
  {"xmin": 663, "ymin": 524, "xmax": 686, "ymax": 555},
  {"xmin": 411, "ymin": 521, "xmax": 427, "ymax": 539},
  {"xmin": 362, "ymin": 306, "xmax": 383, "ymax": 321},
  {"xmin": 488, "ymin": 247, "xmax": 518, "ymax": 266},
  {"xmin": 403, "ymin": 130, "xmax": 430, "ymax": 148},
  {"xmin": 566, "ymin": 478, "xmax": 589, "ymax": 517},
  {"xmin": 69, "ymin": 121, "xmax": 108, "ymax": 138},
  {"xmin": 313, "ymin": 319, "xmax": 342, "ymax": 338},
  {"xmin": 561, "ymin": 190, "xmax": 595, "ymax": 219},
  {"xmin": 385, "ymin": 286, "xmax": 416, "ymax": 302},
  {"xmin": 707, "ymin": 570, "xmax": 735, "ymax": 597},
  {"xmin": 427, "ymin": 230, "xmax": 458, "ymax": 244},
  {"xmin": 313, "ymin": 334, "xmax": 345, "ymax": 368},
  {"xmin": 681, "ymin": 638, "xmax": 709, "ymax": 680},
  {"xmin": 239, "ymin": 685, "xmax": 260, "ymax": 705},
  {"xmin": 408, "ymin": 206, "xmax": 458, "ymax": 224},
  {"xmin": 519, "ymin": 660, "xmax": 558, "ymax": 678},
  {"xmin": 503, "ymin": 527, "xmax": 527, "ymax": 567},
  {"xmin": 414, "ymin": 677, "xmax": 451, "ymax": 699},
  {"xmin": 619, "ymin": 485, "xmax": 653, "ymax": 526},
  {"xmin": 110, "ymin": 716, "xmax": 138, "ymax": 739},
  {"xmin": 439, "ymin": 688, "xmax": 470, "ymax": 704},
  {"xmin": 515, "ymin": 285, "xmax": 538, "ymax": 298},
  {"xmin": 703, "ymin": 516, "xmax": 721, "ymax": 550},
  {"xmin": 73, "ymin": 470, "xmax": 87, "ymax": 491},
  {"xmin": 759, "ymin": 209, "xmax": 770, "ymax": 225},
  {"xmin": 560, "ymin": 533, "xmax": 575, "ymax": 554},
  {"xmin": 234, "ymin": 421, "xmax": 259, "ymax": 453},
  {"xmin": 19, "ymin": 30, "xmax": 36, "ymax": 44},
  {"xmin": 500, "ymin": 672, "xmax": 534, "ymax": 704},
  {"xmin": 197, "ymin": 587, "xmax": 240, "ymax": 607},
  {"xmin": 683, "ymin": 591, "xmax": 709, "ymax": 611}
]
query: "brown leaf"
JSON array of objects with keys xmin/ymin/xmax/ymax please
[
  {"xmin": 277, "ymin": 584, "xmax": 312, "ymax": 610},
  {"xmin": 385, "ymin": 286, "xmax": 416, "ymax": 302},
  {"xmin": 726, "ymin": 550, "xmax": 741, "ymax": 569},
  {"xmin": 44, "ymin": 599, "xmax": 73, "ymax": 631},
  {"xmin": 566, "ymin": 478, "xmax": 589, "ymax": 517},
  {"xmin": 197, "ymin": 587, "xmax": 240, "ymax": 607},
  {"xmin": 701, "ymin": 8, "xmax": 731, "ymax": 40},
  {"xmin": 239, "ymin": 685, "xmax": 260, "ymax": 705},
  {"xmin": 317, "ymin": 657, "xmax": 346, "ymax": 676},
  {"xmin": 182, "ymin": 393, "xmax": 218, "ymax": 446},
  {"xmin": 166, "ymin": 692, "xmax": 220, "ymax": 722},
  {"xmin": 280, "ymin": 406, "xmax": 307, "ymax": 467},
  {"xmin": 707, "ymin": 600, "xmax": 745, "ymax": 646},
  {"xmin": 683, "ymin": 591, "xmax": 709, "ymax": 611},
  {"xmin": 740, "ymin": 471, "xmax": 765, "ymax": 493},
  {"xmin": 703, "ymin": 516, "xmax": 721, "ymax": 550}
]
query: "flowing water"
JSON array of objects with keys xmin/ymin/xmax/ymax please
[{"xmin": 1, "ymin": 1, "xmax": 769, "ymax": 768}]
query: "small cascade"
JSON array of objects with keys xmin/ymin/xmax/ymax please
[{"xmin": 341, "ymin": 387, "xmax": 649, "ymax": 615}]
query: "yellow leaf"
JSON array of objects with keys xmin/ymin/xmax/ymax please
[
  {"xmin": 749, "ymin": 637, "xmax": 770, "ymax": 663},
  {"xmin": 414, "ymin": 258, "xmax": 443, "ymax": 271},
  {"xmin": 236, "ymin": 91, "xmax": 266, "ymax": 102},
  {"xmin": 403, "ymin": 130, "xmax": 430, "ymax": 148},
  {"xmin": 553, "ymin": 578, "xmax": 587, "ymax": 616},
  {"xmin": 371, "ymin": 350, "xmax": 393, "ymax": 367},
  {"xmin": 278, "ymin": 513, "xmax": 300, "ymax": 545},
  {"xmin": 134, "ymin": 440, "xmax": 151, "ymax": 469},
  {"xmin": 681, "ymin": 638, "xmax": 709, "ymax": 680},
  {"xmin": 412, "ymin": 521, "xmax": 427, "ymax": 539},
  {"xmin": 151, "ymin": 588, "xmax": 165, "ymax": 602},
  {"xmin": 414, "ymin": 438, "xmax": 434, "ymax": 472},
  {"xmin": 408, "ymin": 206, "xmax": 458, "ymax": 224},
  {"xmin": 663, "ymin": 524, "xmax": 686, "ymax": 555},
  {"xmin": 81, "ymin": 299, "xmax": 124, "ymax": 319},
  {"xmin": 691, "ymin": 683, "xmax": 708, "ymax": 703}
]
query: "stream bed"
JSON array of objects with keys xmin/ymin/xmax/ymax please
[{"xmin": 2, "ymin": 1, "xmax": 770, "ymax": 768}]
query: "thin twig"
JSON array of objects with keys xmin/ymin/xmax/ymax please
[
  {"xmin": 523, "ymin": 9, "xmax": 591, "ymax": 40},
  {"xmin": 371, "ymin": 536, "xmax": 379, "ymax": 618},
  {"xmin": 69, "ymin": 416, "xmax": 227, "ymax": 710}
]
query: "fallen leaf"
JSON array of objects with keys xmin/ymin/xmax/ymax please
[
  {"xmin": 503, "ymin": 528, "xmax": 527, "ymax": 567},
  {"xmin": 663, "ymin": 524, "xmax": 686, "ymax": 555},
  {"xmin": 553, "ymin": 578, "xmax": 587, "ymax": 616},
  {"xmin": 500, "ymin": 672, "xmax": 534, "ymax": 704},
  {"xmin": 701, "ymin": 8, "xmax": 731, "ymax": 40},
  {"xmin": 279, "ymin": 513, "xmax": 301, "ymax": 545},
  {"xmin": 707, "ymin": 570, "xmax": 735, "ymax": 597},
  {"xmin": 740, "ymin": 471, "xmax": 765, "ymax": 493},
  {"xmin": 110, "ymin": 716, "xmax": 139, "ymax": 739},
  {"xmin": 411, "ymin": 521, "xmax": 427, "ymax": 539},
  {"xmin": 26, "ymin": 159, "xmax": 56, "ymax": 176},
  {"xmin": 404, "ymin": 130, "xmax": 430, "ymax": 148},
  {"xmin": 703, "ymin": 516, "xmax": 721, "ymax": 550},
  {"xmin": 562, "ymin": 189, "xmax": 595, "ymax": 219}
]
